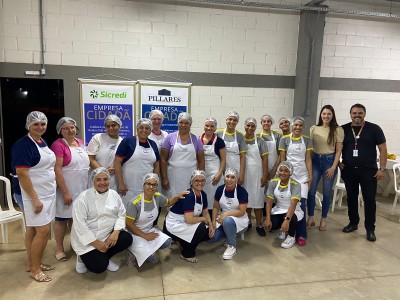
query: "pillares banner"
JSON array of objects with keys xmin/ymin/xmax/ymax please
[
  {"xmin": 79, "ymin": 79, "xmax": 136, "ymax": 145},
  {"xmin": 138, "ymin": 80, "xmax": 191, "ymax": 133}
]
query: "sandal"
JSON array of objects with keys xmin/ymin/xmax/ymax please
[
  {"xmin": 29, "ymin": 271, "xmax": 52, "ymax": 282},
  {"xmin": 297, "ymin": 237, "xmax": 307, "ymax": 247},
  {"xmin": 55, "ymin": 252, "xmax": 68, "ymax": 262},
  {"xmin": 180, "ymin": 254, "xmax": 198, "ymax": 263},
  {"xmin": 26, "ymin": 263, "xmax": 55, "ymax": 272},
  {"xmin": 319, "ymin": 220, "xmax": 327, "ymax": 231},
  {"xmin": 306, "ymin": 218, "xmax": 315, "ymax": 229}
]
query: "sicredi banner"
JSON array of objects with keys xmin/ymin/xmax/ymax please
[
  {"xmin": 79, "ymin": 79, "xmax": 136, "ymax": 145},
  {"xmin": 138, "ymin": 80, "xmax": 191, "ymax": 133}
]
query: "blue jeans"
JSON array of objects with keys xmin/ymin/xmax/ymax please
[
  {"xmin": 208, "ymin": 217, "xmax": 247, "ymax": 248},
  {"xmin": 296, "ymin": 198, "xmax": 307, "ymax": 238},
  {"xmin": 307, "ymin": 153, "xmax": 337, "ymax": 218}
]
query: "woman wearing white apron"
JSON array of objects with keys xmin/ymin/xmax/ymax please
[
  {"xmin": 208, "ymin": 168, "xmax": 249, "ymax": 260},
  {"xmin": 200, "ymin": 117, "xmax": 226, "ymax": 215},
  {"xmin": 125, "ymin": 173, "xmax": 189, "ymax": 267},
  {"xmin": 12, "ymin": 111, "xmax": 56, "ymax": 282},
  {"xmin": 278, "ymin": 116, "xmax": 313, "ymax": 247},
  {"xmin": 242, "ymin": 117, "xmax": 268, "ymax": 236},
  {"xmin": 259, "ymin": 114, "xmax": 282, "ymax": 178},
  {"xmin": 216, "ymin": 111, "xmax": 247, "ymax": 185},
  {"xmin": 87, "ymin": 114, "xmax": 123, "ymax": 191},
  {"xmin": 114, "ymin": 118, "xmax": 160, "ymax": 206},
  {"xmin": 51, "ymin": 117, "xmax": 90, "ymax": 262},
  {"xmin": 164, "ymin": 170, "xmax": 214, "ymax": 263},
  {"xmin": 160, "ymin": 113, "xmax": 205, "ymax": 199},
  {"xmin": 264, "ymin": 162, "xmax": 304, "ymax": 249}
]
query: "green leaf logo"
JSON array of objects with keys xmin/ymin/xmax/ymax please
[{"xmin": 90, "ymin": 90, "xmax": 98, "ymax": 99}]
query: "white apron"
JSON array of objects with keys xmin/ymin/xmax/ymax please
[
  {"xmin": 21, "ymin": 135, "xmax": 56, "ymax": 226},
  {"xmin": 217, "ymin": 186, "xmax": 248, "ymax": 233},
  {"xmin": 56, "ymin": 140, "xmax": 89, "ymax": 218},
  {"xmin": 167, "ymin": 134, "xmax": 197, "ymax": 198},
  {"xmin": 222, "ymin": 130, "xmax": 240, "ymax": 173},
  {"xmin": 287, "ymin": 134, "xmax": 309, "ymax": 199},
  {"xmin": 121, "ymin": 138, "xmax": 156, "ymax": 205},
  {"xmin": 203, "ymin": 135, "xmax": 221, "ymax": 209},
  {"xmin": 261, "ymin": 132, "xmax": 278, "ymax": 173},
  {"xmin": 243, "ymin": 138, "xmax": 264, "ymax": 208},
  {"xmin": 165, "ymin": 190, "xmax": 203, "ymax": 243},
  {"xmin": 128, "ymin": 195, "xmax": 170, "ymax": 267},
  {"xmin": 271, "ymin": 180, "xmax": 304, "ymax": 220}
]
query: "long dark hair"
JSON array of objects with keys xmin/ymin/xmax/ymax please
[{"xmin": 317, "ymin": 105, "xmax": 338, "ymax": 146}]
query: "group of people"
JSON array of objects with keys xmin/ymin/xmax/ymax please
[{"xmin": 10, "ymin": 103, "xmax": 387, "ymax": 282}]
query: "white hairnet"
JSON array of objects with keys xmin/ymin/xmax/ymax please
[
  {"xmin": 90, "ymin": 167, "xmax": 111, "ymax": 183},
  {"xmin": 244, "ymin": 117, "xmax": 257, "ymax": 127},
  {"xmin": 278, "ymin": 161, "xmax": 293, "ymax": 176},
  {"xmin": 104, "ymin": 114, "xmax": 122, "ymax": 127},
  {"xmin": 224, "ymin": 167, "xmax": 238, "ymax": 178},
  {"xmin": 56, "ymin": 117, "xmax": 77, "ymax": 134},
  {"xmin": 136, "ymin": 118, "xmax": 153, "ymax": 130},
  {"xmin": 178, "ymin": 112, "xmax": 192, "ymax": 125},
  {"xmin": 279, "ymin": 116, "xmax": 292, "ymax": 124},
  {"xmin": 150, "ymin": 109, "xmax": 164, "ymax": 121},
  {"xmin": 190, "ymin": 170, "xmax": 206, "ymax": 184},
  {"xmin": 226, "ymin": 111, "xmax": 239, "ymax": 121},
  {"xmin": 25, "ymin": 111, "xmax": 48, "ymax": 130},
  {"xmin": 261, "ymin": 114, "xmax": 275, "ymax": 125},
  {"xmin": 292, "ymin": 116, "xmax": 305, "ymax": 126},
  {"xmin": 143, "ymin": 173, "xmax": 159, "ymax": 185},
  {"xmin": 204, "ymin": 117, "xmax": 217, "ymax": 128}
]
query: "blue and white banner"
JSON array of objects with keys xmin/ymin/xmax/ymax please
[
  {"xmin": 138, "ymin": 80, "xmax": 191, "ymax": 133},
  {"xmin": 79, "ymin": 79, "xmax": 136, "ymax": 145}
]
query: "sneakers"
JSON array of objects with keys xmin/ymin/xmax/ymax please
[
  {"xmin": 126, "ymin": 250, "xmax": 137, "ymax": 267},
  {"xmin": 107, "ymin": 259, "xmax": 120, "ymax": 272},
  {"xmin": 223, "ymin": 245, "xmax": 237, "ymax": 260},
  {"xmin": 256, "ymin": 225, "xmax": 266, "ymax": 237},
  {"xmin": 281, "ymin": 236, "xmax": 296, "ymax": 249},
  {"xmin": 277, "ymin": 231, "xmax": 286, "ymax": 240},
  {"xmin": 147, "ymin": 253, "xmax": 160, "ymax": 263},
  {"xmin": 75, "ymin": 255, "xmax": 87, "ymax": 274}
]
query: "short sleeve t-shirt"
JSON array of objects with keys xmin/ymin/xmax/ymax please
[
  {"xmin": 116, "ymin": 136, "xmax": 160, "ymax": 164},
  {"xmin": 214, "ymin": 184, "xmax": 248, "ymax": 204},
  {"xmin": 258, "ymin": 130, "xmax": 282, "ymax": 152},
  {"xmin": 215, "ymin": 129, "xmax": 247, "ymax": 154},
  {"xmin": 161, "ymin": 132, "xmax": 204, "ymax": 159},
  {"xmin": 125, "ymin": 192, "xmax": 168, "ymax": 223},
  {"xmin": 86, "ymin": 133, "xmax": 122, "ymax": 156},
  {"xmin": 266, "ymin": 178, "xmax": 301, "ymax": 202},
  {"xmin": 199, "ymin": 134, "xmax": 226, "ymax": 158},
  {"xmin": 50, "ymin": 137, "xmax": 85, "ymax": 167},
  {"xmin": 149, "ymin": 130, "xmax": 168, "ymax": 152},
  {"xmin": 244, "ymin": 136, "xmax": 268, "ymax": 157},
  {"xmin": 278, "ymin": 134, "xmax": 313, "ymax": 152},
  {"xmin": 169, "ymin": 189, "xmax": 207, "ymax": 214},
  {"xmin": 310, "ymin": 126, "xmax": 344, "ymax": 154}
]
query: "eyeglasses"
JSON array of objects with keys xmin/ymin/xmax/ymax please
[
  {"xmin": 61, "ymin": 125, "xmax": 76, "ymax": 131},
  {"xmin": 145, "ymin": 182, "xmax": 158, "ymax": 188}
]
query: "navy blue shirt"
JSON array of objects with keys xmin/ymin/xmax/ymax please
[
  {"xmin": 169, "ymin": 188, "xmax": 208, "ymax": 215},
  {"xmin": 116, "ymin": 136, "xmax": 160, "ymax": 164},
  {"xmin": 214, "ymin": 184, "xmax": 248, "ymax": 204}
]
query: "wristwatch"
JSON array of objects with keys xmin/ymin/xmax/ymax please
[{"xmin": 284, "ymin": 216, "xmax": 291, "ymax": 221}]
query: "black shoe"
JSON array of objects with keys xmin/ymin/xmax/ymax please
[
  {"xmin": 247, "ymin": 222, "xmax": 252, "ymax": 229},
  {"xmin": 366, "ymin": 231, "xmax": 376, "ymax": 242},
  {"xmin": 342, "ymin": 224, "xmax": 358, "ymax": 233},
  {"xmin": 256, "ymin": 226, "xmax": 266, "ymax": 237}
]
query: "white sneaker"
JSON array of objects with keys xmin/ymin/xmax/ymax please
[
  {"xmin": 125, "ymin": 250, "xmax": 137, "ymax": 267},
  {"xmin": 281, "ymin": 236, "xmax": 296, "ymax": 249},
  {"xmin": 277, "ymin": 231, "xmax": 286, "ymax": 240},
  {"xmin": 76, "ymin": 255, "xmax": 87, "ymax": 274},
  {"xmin": 223, "ymin": 245, "xmax": 236, "ymax": 260},
  {"xmin": 107, "ymin": 259, "xmax": 120, "ymax": 272}
]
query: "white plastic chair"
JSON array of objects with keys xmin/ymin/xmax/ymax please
[
  {"xmin": 390, "ymin": 163, "xmax": 400, "ymax": 215},
  {"xmin": 0, "ymin": 176, "xmax": 26, "ymax": 243},
  {"xmin": 331, "ymin": 168, "xmax": 363, "ymax": 212}
]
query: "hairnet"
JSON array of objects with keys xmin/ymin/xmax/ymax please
[
  {"xmin": 104, "ymin": 114, "xmax": 122, "ymax": 127},
  {"xmin": 226, "ymin": 111, "xmax": 239, "ymax": 121},
  {"xmin": 244, "ymin": 117, "xmax": 257, "ymax": 127},
  {"xmin": 278, "ymin": 161, "xmax": 293, "ymax": 176},
  {"xmin": 136, "ymin": 118, "xmax": 153, "ymax": 130},
  {"xmin": 149, "ymin": 109, "xmax": 164, "ymax": 121},
  {"xmin": 261, "ymin": 114, "xmax": 275, "ymax": 125},
  {"xmin": 291, "ymin": 116, "xmax": 305, "ymax": 126},
  {"xmin": 178, "ymin": 112, "xmax": 192, "ymax": 125},
  {"xmin": 224, "ymin": 167, "xmax": 238, "ymax": 178},
  {"xmin": 190, "ymin": 170, "xmax": 206, "ymax": 184},
  {"xmin": 90, "ymin": 167, "xmax": 111, "ymax": 183},
  {"xmin": 25, "ymin": 111, "xmax": 48, "ymax": 130},
  {"xmin": 204, "ymin": 117, "xmax": 217, "ymax": 128},
  {"xmin": 56, "ymin": 117, "xmax": 77, "ymax": 134},
  {"xmin": 279, "ymin": 116, "xmax": 292, "ymax": 124},
  {"xmin": 143, "ymin": 173, "xmax": 159, "ymax": 185}
]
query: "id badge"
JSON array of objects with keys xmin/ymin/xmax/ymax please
[{"xmin": 353, "ymin": 149, "xmax": 358, "ymax": 157}]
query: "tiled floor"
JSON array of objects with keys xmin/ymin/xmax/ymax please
[{"xmin": 1, "ymin": 194, "xmax": 400, "ymax": 300}]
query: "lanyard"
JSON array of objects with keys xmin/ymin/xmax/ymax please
[{"xmin": 351, "ymin": 122, "xmax": 365, "ymax": 149}]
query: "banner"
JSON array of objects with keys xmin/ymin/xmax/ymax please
[
  {"xmin": 79, "ymin": 79, "xmax": 136, "ymax": 145},
  {"xmin": 138, "ymin": 80, "xmax": 191, "ymax": 133}
]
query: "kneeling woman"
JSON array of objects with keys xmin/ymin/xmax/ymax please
[
  {"xmin": 209, "ymin": 168, "xmax": 249, "ymax": 260},
  {"xmin": 264, "ymin": 162, "xmax": 304, "ymax": 249},
  {"xmin": 125, "ymin": 173, "xmax": 188, "ymax": 267},
  {"xmin": 164, "ymin": 170, "xmax": 214, "ymax": 263},
  {"xmin": 71, "ymin": 168, "xmax": 132, "ymax": 274}
]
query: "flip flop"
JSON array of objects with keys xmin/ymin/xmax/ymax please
[
  {"xmin": 180, "ymin": 254, "xmax": 198, "ymax": 263},
  {"xmin": 26, "ymin": 263, "xmax": 55, "ymax": 272},
  {"xmin": 29, "ymin": 271, "xmax": 52, "ymax": 282},
  {"xmin": 319, "ymin": 221, "xmax": 327, "ymax": 231},
  {"xmin": 55, "ymin": 252, "xmax": 68, "ymax": 262}
]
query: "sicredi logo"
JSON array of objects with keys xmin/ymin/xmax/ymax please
[
  {"xmin": 147, "ymin": 89, "xmax": 182, "ymax": 103},
  {"xmin": 89, "ymin": 89, "xmax": 127, "ymax": 99}
]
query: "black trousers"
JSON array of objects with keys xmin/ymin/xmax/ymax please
[
  {"xmin": 341, "ymin": 166, "xmax": 377, "ymax": 231},
  {"xmin": 270, "ymin": 213, "xmax": 298, "ymax": 237},
  {"xmin": 80, "ymin": 231, "xmax": 133, "ymax": 274},
  {"xmin": 163, "ymin": 221, "xmax": 209, "ymax": 258}
]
